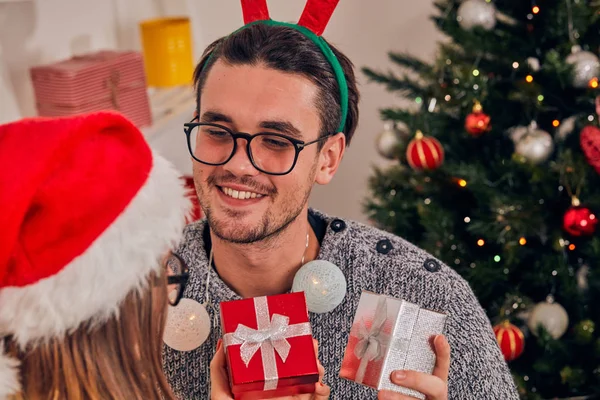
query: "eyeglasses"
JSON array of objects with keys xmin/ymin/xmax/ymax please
[
  {"xmin": 165, "ymin": 253, "xmax": 189, "ymax": 307},
  {"xmin": 184, "ymin": 117, "xmax": 331, "ymax": 175}
]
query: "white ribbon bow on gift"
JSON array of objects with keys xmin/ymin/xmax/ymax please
[
  {"xmin": 353, "ymin": 296, "xmax": 390, "ymax": 383},
  {"xmin": 223, "ymin": 296, "xmax": 312, "ymax": 391},
  {"xmin": 233, "ymin": 313, "xmax": 293, "ymax": 366}
]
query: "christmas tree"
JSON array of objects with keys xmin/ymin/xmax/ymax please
[{"xmin": 364, "ymin": 0, "xmax": 600, "ymax": 398}]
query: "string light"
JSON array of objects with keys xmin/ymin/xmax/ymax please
[
  {"xmin": 464, "ymin": 217, "xmax": 471, "ymax": 223},
  {"xmin": 569, "ymin": 244, "xmax": 576, "ymax": 251},
  {"xmin": 532, "ymin": 6, "xmax": 540, "ymax": 14},
  {"xmin": 537, "ymin": 95, "xmax": 544, "ymax": 102},
  {"xmin": 444, "ymin": 95, "xmax": 451, "ymax": 101},
  {"xmin": 477, "ymin": 239, "xmax": 485, "ymax": 246},
  {"xmin": 552, "ymin": 120, "xmax": 560, "ymax": 127},
  {"xmin": 589, "ymin": 77, "xmax": 599, "ymax": 88},
  {"xmin": 458, "ymin": 179, "xmax": 467, "ymax": 187},
  {"xmin": 519, "ymin": 237, "xmax": 527, "ymax": 245},
  {"xmin": 415, "ymin": 97, "xmax": 422, "ymax": 104},
  {"xmin": 494, "ymin": 255, "xmax": 501, "ymax": 262},
  {"xmin": 472, "ymin": 69, "xmax": 480, "ymax": 77},
  {"xmin": 526, "ymin": 75, "xmax": 534, "ymax": 83},
  {"xmin": 512, "ymin": 62, "xmax": 519, "ymax": 69}
]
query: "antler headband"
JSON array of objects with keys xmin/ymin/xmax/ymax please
[{"xmin": 209, "ymin": 0, "xmax": 348, "ymax": 133}]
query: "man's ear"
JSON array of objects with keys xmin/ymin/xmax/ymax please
[{"xmin": 315, "ymin": 133, "xmax": 346, "ymax": 185}]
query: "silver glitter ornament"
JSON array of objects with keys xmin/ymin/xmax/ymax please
[
  {"xmin": 292, "ymin": 260, "xmax": 347, "ymax": 314},
  {"xmin": 457, "ymin": 0, "xmax": 497, "ymax": 31},
  {"xmin": 527, "ymin": 295, "xmax": 569, "ymax": 339},
  {"xmin": 376, "ymin": 122, "xmax": 401, "ymax": 159},
  {"xmin": 566, "ymin": 46, "xmax": 600, "ymax": 88},
  {"xmin": 512, "ymin": 121, "xmax": 554, "ymax": 164}
]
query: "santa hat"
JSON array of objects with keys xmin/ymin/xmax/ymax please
[{"xmin": 0, "ymin": 111, "xmax": 192, "ymax": 398}]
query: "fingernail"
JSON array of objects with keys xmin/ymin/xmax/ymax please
[{"xmin": 393, "ymin": 371, "xmax": 406, "ymax": 381}]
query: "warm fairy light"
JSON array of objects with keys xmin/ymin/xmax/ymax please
[
  {"xmin": 519, "ymin": 237, "xmax": 527, "ymax": 245},
  {"xmin": 512, "ymin": 62, "xmax": 519, "ymax": 69},
  {"xmin": 477, "ymin": 239, "xmax": 485, "ymax": 246},
  {"xmin": 526, "ymin": 75, "xmax": 534, "ymax": 83},
  {"xmin": 458, "ymin": 179, "xmax": 467, "ymax": 187},
  {"xmin": 532, "ymin": 6, "xmax": 540, "ymax": 14},
  {"xmin": 552, "ymin": 120, "xmax": 560, "ymax": 127},
  {"xmin": 473, "ymin": 69, "xmax": 480, "ymax": 77},
  {"xmin": 589, "ymin": 77, "xmax": 599, "ymax": 88},
  {"xmin": 569, "ymin": 244, "xmax": 576, "ymax": 251}
]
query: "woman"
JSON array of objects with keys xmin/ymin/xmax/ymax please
[{"xmin": 0, "ymin": 111, "xmax": 330, "ymax": 400}]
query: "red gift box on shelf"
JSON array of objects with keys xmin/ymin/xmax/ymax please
[
  {"xmin": 220, "ymin": 292, "xmax": 319, "ymax": 400},
  {"xmin": 340, "ymin": 291, "xmax": 447, "ymax": 400},
  {"xmin": 30, "ymin": 50, "xmax": 152, "ymax": 128}
]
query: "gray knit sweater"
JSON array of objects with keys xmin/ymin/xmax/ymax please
[{"xmin": 163, "ymin": 209, "xmax": 519, "ymax": 399}]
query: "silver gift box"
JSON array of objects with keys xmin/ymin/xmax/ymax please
[{"xmin": 339, "ymin": 291, "xmax": 447, "ymax": 399}]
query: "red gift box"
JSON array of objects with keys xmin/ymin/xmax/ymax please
[
  {"xmin": 30, "ymin": 50, "xmax": 152, "ymax": 128},
  {"xmin": 220, "ymin": 292, "xmax": 319, "ymax": 400}
]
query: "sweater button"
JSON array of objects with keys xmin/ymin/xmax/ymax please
[
  {"xmin": 331, "ymin": 219, "xmax": 346, "ymax": 232},
  {"xmin": 423, "ymin": 258, "xmax": 441, "ymax": 272},
  {"xmin": 376, "ymin": 239, "xmax": 393, "ymax": 254}
]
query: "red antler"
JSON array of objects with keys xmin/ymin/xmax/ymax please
[
  {"xmin": 297, "ymin": 0, "xmax": 340, "ymax": 36},
  {"xmin": 240, "ymin": 0, "xmax": 270, "ymax": 24}
]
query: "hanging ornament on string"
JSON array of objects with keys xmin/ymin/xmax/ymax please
[
  {"xmin": 566, "ymin": 45, "xmax": 600, "ymax": 88},
  {"xmin": 527, "ymin": 295, "xmax": 569, "ymax": 339},
  {"xmin": 465, "ymin": 100, "xmax": 491, "ymax": 137},
  {"xmin": 375, "ymin": 122, "xmax": 409, "ymax": 160},
  {"xmin": 457, "ymin": 0, "xmax": 497, "ymax": 31},
  {"xmin": 375, "ymin": 122, "xmax": 400, "ymax": 159},
  {"xmin": 556, "ymin": 115, "xmax": 578, "ymax": 141},
  {"xmin": 580, "ymin": 123, "xmax": 600, "ymax": 175},
  {"xmin": 163, "ymin": 252, "xmax": 212, "ymax": 351},
  {"xmin": 405, "ymin": 130, "xmax": 444, "ymax": 171},
  {"xmin": 292, "ymin": 260, "xmax": 347, "ymax": 314},
  {"xmin": 563, "ymin": 196, "xmax": 598, "ymax": 237},
  {"xmin": 511, "ymin": 121, "xmax": 554, "ymax": 164},
  {"xmin": 493, "ymin": 320, "xmax": 525, "ymax": 361},
  {"xmin": 163, "ymin": 298, "xmax": 212, "ymax": 351}
]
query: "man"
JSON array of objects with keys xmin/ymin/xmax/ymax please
[{"xmin": 162, "ymin": 8, "xmax": 519, "ymax": 400}]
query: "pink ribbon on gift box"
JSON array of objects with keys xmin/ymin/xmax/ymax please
[
  {"xmin": 353, "ymin": 296, "xmax": 390, "ymax": 383},
  {"xmin": 223, "ymin": 296, "xmax": 312, "ymax": 391}
]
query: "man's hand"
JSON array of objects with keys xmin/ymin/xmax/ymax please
[
  {"xmin": 210, "ymin": 339, "xmax": 330, "ymax": 400},
  {"xmin": 377, "ymin": 335, "xmax": 450, "ymax": 400}
]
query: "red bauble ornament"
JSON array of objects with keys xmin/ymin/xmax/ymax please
[
  {"xmin": 493, "ymin": 321, "xmax": 525, "ymax": 362},
  {"xmin": 580, "ymin": 125, "xmax": 600, "ymax": 174},
  {"xmin": 465, "ymin": 100, "xmax": 491, "ymax": 136},
  {"xmin": 563, "ymin": 197, "xmax": 598, "ymax": 237},
  {"xmin": 406, "ymin": 130, "xmax": 444, "ymax": 171}
]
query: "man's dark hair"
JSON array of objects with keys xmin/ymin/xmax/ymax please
[{"xmin": 193, "ymin": 24, "xmax": 360, "ymax": 147}]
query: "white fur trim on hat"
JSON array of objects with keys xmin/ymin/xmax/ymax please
[
  {"xmin": 0, "ymin": 346, "xmax": 20, "ymax": 400},
  {"xmin": 0, "ymin": 152, "xmax": 191, "ymax": 347}
]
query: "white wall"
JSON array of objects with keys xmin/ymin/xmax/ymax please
[{"xmin": 0, "ymin": 0, "xmax": 442, "ymax": 224}]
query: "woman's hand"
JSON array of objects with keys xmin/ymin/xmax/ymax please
[
  {"xmin": 210, "ymin": 339, "xmax": 330, "ymax": 400},
  {"xmin": 377, "ymin": 335, "xmax": 450, "ymax": 400}
]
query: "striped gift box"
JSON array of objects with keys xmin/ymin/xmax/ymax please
[{"xmin": 30, "ymin": 50, "xmax": 152, "ymax": 128}]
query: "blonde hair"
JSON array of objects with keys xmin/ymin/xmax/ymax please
[{"xmin": 5, "ymin": 271, "xmax": 175, "ymax": 400}]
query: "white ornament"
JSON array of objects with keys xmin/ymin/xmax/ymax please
[
  {"xmin": 527, "ymin": 296, "xmax": 569, "ymax": 339},
  {"xmin": 566, "ymin": 46, "xmax": 600, "ymax": 88},
  {"xmin": 513, "ymin": 121, "xmax": 554, "ymax": 164},
  {"xmin": 527, "ymin": 57, "xmax": 541, "ymax": 72},
  {"xmin": 163, "ymin": 298, "xmax": 211, "ymax": 351},
  {"xmin": 576, "ymin": 264, "xmax": 589, "ymax": 292},
  {"xmin": 556, "ymin": 116, "xmax": 577, "ymax": 141},
  {"xmin": 376, "ymin": 122, "xmax": 401, "ymax": 160},
  {"xmin": 457, "ymin": 0, "xmax": 497, "ymax": 31},
  {"xmin": 292, "ymin": 260, "xmax": 347, "ymax": 314}
]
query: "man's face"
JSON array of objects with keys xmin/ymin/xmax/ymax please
[{"xmin": 193, "ymin": 60, "xmax": 323, "ymax": 244}]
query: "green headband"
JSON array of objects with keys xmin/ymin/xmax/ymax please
[{"xmin": 204, "ymin": 20, "xmax": 348, "ymax": 134}]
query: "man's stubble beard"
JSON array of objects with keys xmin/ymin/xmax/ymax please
[{"xmin": 194, "ymin": 164, "xmax": 317, "ymax": 245}]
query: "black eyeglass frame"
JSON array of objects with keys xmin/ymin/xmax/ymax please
[
  {"xmin": 166, "ymin": 253, "xmax": 190, "ymax": 307},
  {"xmin": 184, "ymin": 116, "xmax": 333, "ymax": 176}
]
